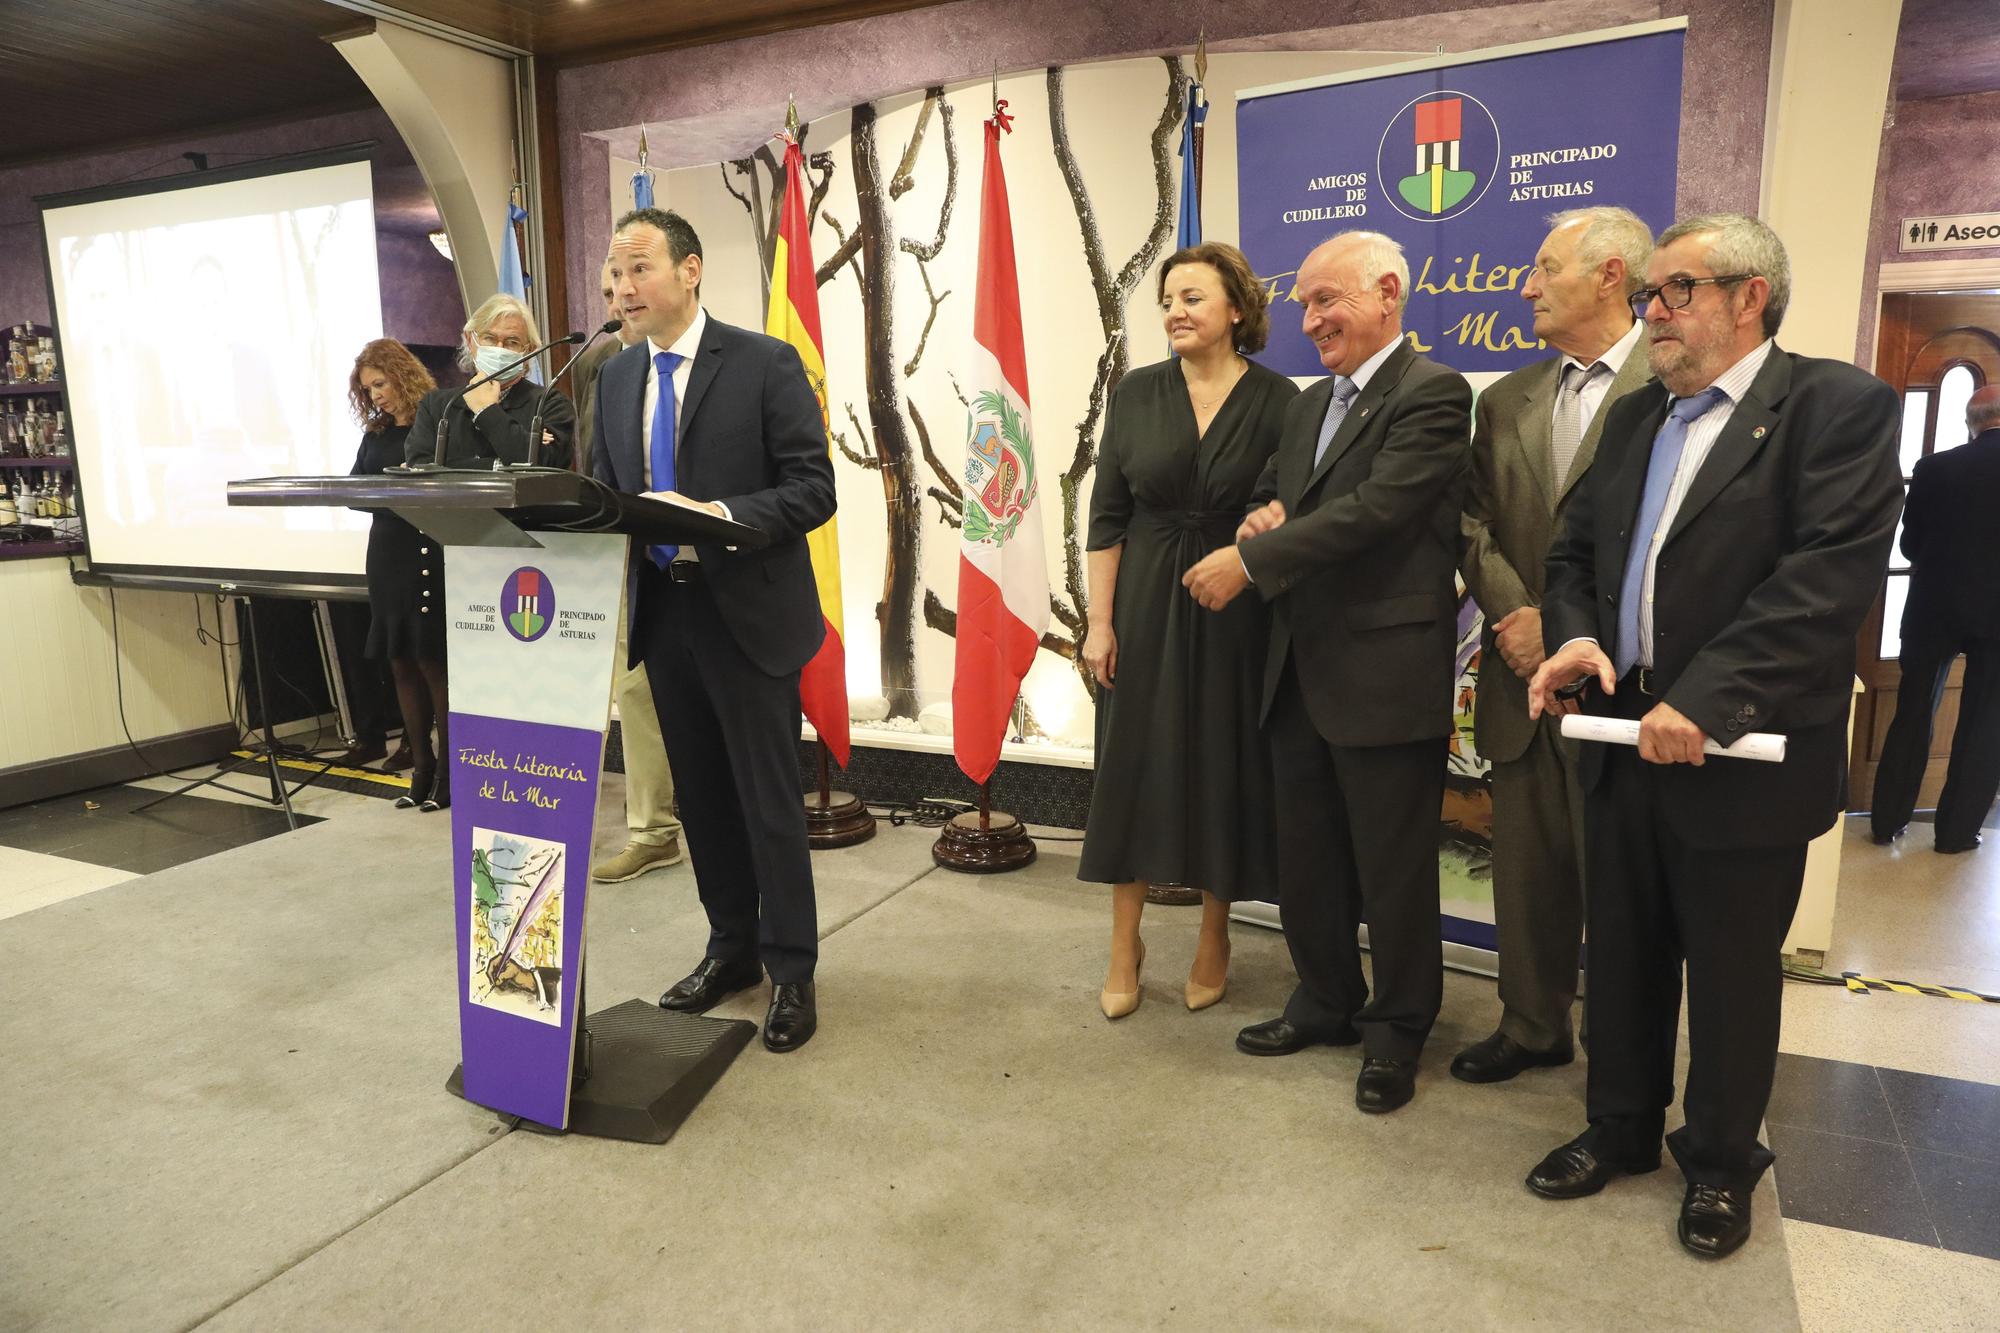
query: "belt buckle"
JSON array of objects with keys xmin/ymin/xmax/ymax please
[
  {"xmin": 1636, "ymin": 667, "xmax": 1657, "ymax": 697},
  {"xmin": 667, "ymin": 561, "xmax": 699, "ymax": 584}
]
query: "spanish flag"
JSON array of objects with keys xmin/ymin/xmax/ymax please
[{"xmin": 766, "ymin": 136, "xmax": 850, "ymax": 765}]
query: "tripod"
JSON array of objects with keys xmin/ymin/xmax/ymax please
[{"xmin": 134, "ymin": 595, "xmax": 328, "ymax": 829}]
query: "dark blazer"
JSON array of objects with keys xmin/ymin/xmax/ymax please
[
  {"xmin": 589, "ymin": 315, "xmax": 836, "ymax": 677},
  {"xmin": 568, "ymin": 335, "xmax": 620, "ymax": 474},
  {"xmin": 1461, "ymin": 340, "xmax": 1651, "ymax": 763},
  {"xmin": 1901, "ymin": 427, "xmax": 2000, "ymax": 644},
  {"xmin": 403, "ymin": 377, "xmax": 573, "ymax": 470},
  {"xmin": 1240, "ymin": 338, "xmax": 1472, "ymax": 745},
  {"xmin": 1542, "ymin": 347, "xmax": 1903, "ymax": 849}
]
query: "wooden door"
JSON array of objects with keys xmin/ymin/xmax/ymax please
[{"xmin": 1852, "ymin": 292, "xmax": 2000, "ymax": 810}]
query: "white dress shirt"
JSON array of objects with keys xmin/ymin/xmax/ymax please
[
  {"xmin": 1557, "ymin": 318, "xmax": 1644, "ymax": 438},
  {"xmin": 641, "ymin": 305, "xmax": 705, "ymax": 489}
]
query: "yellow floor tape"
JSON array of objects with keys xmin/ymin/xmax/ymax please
[
  {"xmin": 226, "ymin": 750, "xmax": 411, "ymax": 790},
  {"xmin": 1842, "ymin": 972, "xmax": 2000, "ymax": 1004}
]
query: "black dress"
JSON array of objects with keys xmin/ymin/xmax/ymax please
[
  {"xmin": 350, "ymin": 423, "xmax": 444, "ymax": 661},
  {"xmin": 1078, "ymin": 358, "xmax": 1299, "ymax": 900}
]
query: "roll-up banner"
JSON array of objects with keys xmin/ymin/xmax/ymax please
[{"xmin": 1235, "ymin": 22, "xmax": 1685, "ymax": 953}]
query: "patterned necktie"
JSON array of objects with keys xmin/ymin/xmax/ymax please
[
  {"xmin": 1312, "ymin": 376, "xmax": 1359, "ymax": 468},
  {"xmin": 1549, "ymin": 360, "xmax": 1601, "ymax": 498},
  {"xmin": 1613, "ymin": 386, "xmax": 1727, "ymax": 677},
  {"xmin": 647, "ymin": 350, "xmax": 685, "ymax": 569}
]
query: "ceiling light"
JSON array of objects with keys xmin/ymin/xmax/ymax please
[{"xmin": 429, "ymin": 229, "xmax": 453, "ymax": 260}]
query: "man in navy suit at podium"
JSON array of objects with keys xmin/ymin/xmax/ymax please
[{"xmin": 591, "ymin": 207, "xmax": 837, "ymax": 1052}]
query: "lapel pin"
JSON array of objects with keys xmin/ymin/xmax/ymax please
[
  {"xmin": 1751, "ymin": 426, "xmax": 1766, "ymax": 439},
  {"xmin": 1359, "ymin": 408, "xmax": 1370, "ymax": 418}
]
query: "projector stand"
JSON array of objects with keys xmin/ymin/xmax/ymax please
[{"xmin": 135, "ymin": 596, "xmax": 308, "ymax": 829}]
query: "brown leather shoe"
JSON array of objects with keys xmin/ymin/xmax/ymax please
[{"xmin": 591, "ymin": 838, "xmax": 684, "ymax": 882}]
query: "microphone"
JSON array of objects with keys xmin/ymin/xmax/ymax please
[{"xmin": 514, "ymin": 321, "xmax": 624, "ymax": 472}]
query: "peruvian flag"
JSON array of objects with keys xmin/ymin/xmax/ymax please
[
  {"xmin": 952, "ymin": 103, "xmax": 1047, "ymax": 786},
  {"xmin": 765, "ymin": 135, "xmax": 850, "ymax": 764}
]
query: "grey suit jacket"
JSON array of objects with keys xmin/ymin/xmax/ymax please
[{"xmin": 1459, "ymin": 338, "xmax": 1651, "ymax": 763}]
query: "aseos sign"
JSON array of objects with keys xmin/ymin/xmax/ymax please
[{"xmin": 1899, "ymin": 212, "xmax": 2000, "ymax": 254}]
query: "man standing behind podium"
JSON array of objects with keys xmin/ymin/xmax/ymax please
[
  {"xmin": 1454, "ymin": 207, "xmax": 1653, "ymax": 1084},
  {"xmin": 592, "ymin": 207, "xmax": 836, "ymax": 1052},
  {"xmin": 1526, "ymin": 214, "xmax": 1901, "ymax": 1258}
]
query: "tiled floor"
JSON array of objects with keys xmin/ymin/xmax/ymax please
[{"xmin": 2, "ymin": 776, "xmax": 1997, "ymax": 1324}]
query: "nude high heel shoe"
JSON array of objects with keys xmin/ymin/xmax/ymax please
[
  {"xmin": 1100, "ymin": 940, "xmax": 1145, "ymax": 1020},
  {"xmin": 1185, "ymin": 943, "xmax": 1230, "ymax": 1011}
]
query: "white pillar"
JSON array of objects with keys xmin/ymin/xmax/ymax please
[
  {"xmin": 335, "ymin": 21, "xmax": 518, "ymax": 316},
  {"xmin": 1757, "ymin": 0, "xmax": 1904, "ymax": 960}
]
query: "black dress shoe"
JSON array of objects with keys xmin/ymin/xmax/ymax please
[
  {"xmin": 419, "ymin": 770, "xmax": 450, "ymax": 812},
  {"xmin": 332, "ymin": 741, "xmax": 387, "ymax": 767},
  {"xmin": 1355, "ymin": 1057, "xmax": 1417, "ymax": 1113},
  {"xmin": 1525, "ymin": 1135, "xmax": 1661, "ymax": 1199},
  {"xmin": 1936, "ymin": 833, "xmax": 1982, "ymax": 854},
  {"xmin": 1678, "ymin": 1183, "xmax": 1753, "ymax": 1259},
  {"xmin": 1450, "ymin": 1031, "xmax": 1575, "ymax": 1084},
  {"xmin": 1870, "ymin": 824, "xmax": 1905, "ymax": 846},
  {"xmin": 763, "ymin": 982, "xmax": 817, "ymax": 1052},
  {"xmin": 658, "ymin": 957, "xmax": 763, "ymax": 1013},
  {"xmin": 1235, "ymin": 1017, "xmax": 1362, "ymax": 1056}
]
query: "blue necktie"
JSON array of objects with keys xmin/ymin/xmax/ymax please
[
  {"xmin": 647, "ymin": 350, "xmax": 685, "ymax": 569},
  {"xmin": 1613, "ymin": 386, "xmax": 1727, "ymax": 677},
  {"xmin": 1312, "ymin": 376, "xmax": 1359, "ymax": 468}
]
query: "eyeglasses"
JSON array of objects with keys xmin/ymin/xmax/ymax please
[{"xmin": 1629, "ymin": 274, "xmax": 1753, "ymax": 317}]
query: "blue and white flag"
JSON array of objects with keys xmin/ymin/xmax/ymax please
[{"xmin": 1175, "ymin": 81, "xmax": 1206, "ymax": 249}]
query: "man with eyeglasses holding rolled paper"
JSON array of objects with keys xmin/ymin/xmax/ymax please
[{"xmin": 1523, "ymin": 214, "xmax": 1903, "ymax": 1260}]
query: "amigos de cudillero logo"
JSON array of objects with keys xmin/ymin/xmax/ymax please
[
  {"xmin": 1377, "ymin": 92, "xmax": 1501, "ymax": 223},
  {"xmin": 502, "ymin": 567, "xmax": 554, "ymax": 642}
]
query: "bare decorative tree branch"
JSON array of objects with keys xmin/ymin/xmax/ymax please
[
  {"xmin": 1042, "ymin": 56, "xmax": 1187, "ymax": 696},
  {"xmin": 831, "ymin": 403, "xmax": 879, "ymax": 471},
  {"xmin": 912, "ymin": 398, "xmax": 962, "ymax": 528},
  {"xmin": 924, "ymin": 589, "xmax": 1076, "ymax": 661}
]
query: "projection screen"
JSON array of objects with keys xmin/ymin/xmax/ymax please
[{"xmin": 40, "ymin": 146, "xmax": 385, "ymax": 587}]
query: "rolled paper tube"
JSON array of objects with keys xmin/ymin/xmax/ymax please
[{"xmin": 1560, "ymin": 714, "xmax": 1786, "ymax": 763}]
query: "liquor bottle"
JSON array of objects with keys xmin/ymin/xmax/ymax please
[
  {"xmin": 20, "ymin": 401, "xmax": 39, "ymax": 458},
  {"xmin": 6, "ymin": 329, "xmax": 26, "ymax": 384},
  {"xmin": 35, "ymin": 337, "xmax": 57, "ymax": 382}
]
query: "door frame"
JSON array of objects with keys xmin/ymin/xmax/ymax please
[{"xmin": 1853, "ymin": 259, "xmax": 2000, "ymax": 807}]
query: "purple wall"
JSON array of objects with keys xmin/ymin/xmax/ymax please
[
  {"xmin": 0, "ymin": 106, "xmax": 461, "ymax": 350},
  {"xmin": 1856, "ymin": 90, "xmax": 2000, "ymax": 366},
  {"xmin": 555, "ymin": 0, "xmax": 1774, "ymax": 335}
]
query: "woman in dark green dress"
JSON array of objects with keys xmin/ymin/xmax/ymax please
[{"xmin": 1080, "ymin": 242, "xmax": 1298, "ymax": 1019}]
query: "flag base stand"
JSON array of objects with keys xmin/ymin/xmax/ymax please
[
  {"xmin": 804, "ymin": 739, "xmax": 876, "ymax": 849},
  {"xmin": 805, "ymin": 789, "xmax": 876, "ymax": 848},
  {"xmin": 932, "ymin": 784, "xmax": 1036, "ymax": 874},
  {"xmin": 1145, "ymin": 884, "xmax": 1201, "ymax": 906}
]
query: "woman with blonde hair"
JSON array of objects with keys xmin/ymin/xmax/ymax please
[{"xmin": 1079, "ymin": 241, "xmax": 1298, "ymax": 1019}]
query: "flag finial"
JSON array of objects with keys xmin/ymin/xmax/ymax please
[
  {"xmin": 637, "ymin": 125, "xmax": 650, "ymax": 168},
  {"xmin": 1195, "ymin": 29, "xmax": 1208, "ymax": 83},
  {"xmin": 786, "ymin": 94, "xmax": 800, "ymax": 137}
]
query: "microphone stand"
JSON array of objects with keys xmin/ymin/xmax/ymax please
[
  {"xmin": 512, "ymin": 319, "xmax": 622, "ymax": 472},
  {"xmin": 390, "ymin": 332, "xmax": 582, "ymax": 474}
]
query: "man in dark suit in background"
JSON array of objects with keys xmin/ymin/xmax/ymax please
[
  {"xmin": 1527, "ymin": 214, "xmax": 1902, "ymax": 1258},
  {"xmin": 1870, "ymin": 385, "xmax": 2000, "ymax": 853},
  {"xmin": 1185, "ymin": 230, "xmax": 1471, "ymax": 1115},
  {"xmin": 594, "ymin": 207, "xmax": 836, "ymax": 1052},
  {"xmin": 1455, "ymin": 207, "xmax": 1653, "ymax": 1085}
]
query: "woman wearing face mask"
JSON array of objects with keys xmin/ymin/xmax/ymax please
[
  {"xmin": 346, "ymin": 339, "xmax": 440, "ymax": 798},
  {"xmin": 1079, "ymin": 242, "xmax": 1299, "ymax": 1019},
  {"xmin": 396, "ymin": 297, "xmax": 575, "ymax": 811},
  {"xmin": 405, "ymin": 293, "xmax": 576, "ymax": 471}
]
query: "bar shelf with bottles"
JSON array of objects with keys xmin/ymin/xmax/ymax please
[{"xmin": 0, "ymin": 322, "xmax": 81, "ymax": 558}]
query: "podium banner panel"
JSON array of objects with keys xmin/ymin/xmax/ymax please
[{"xmin": 445, "ymin": 531, "xmax": 625, "ymax": 1129}]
